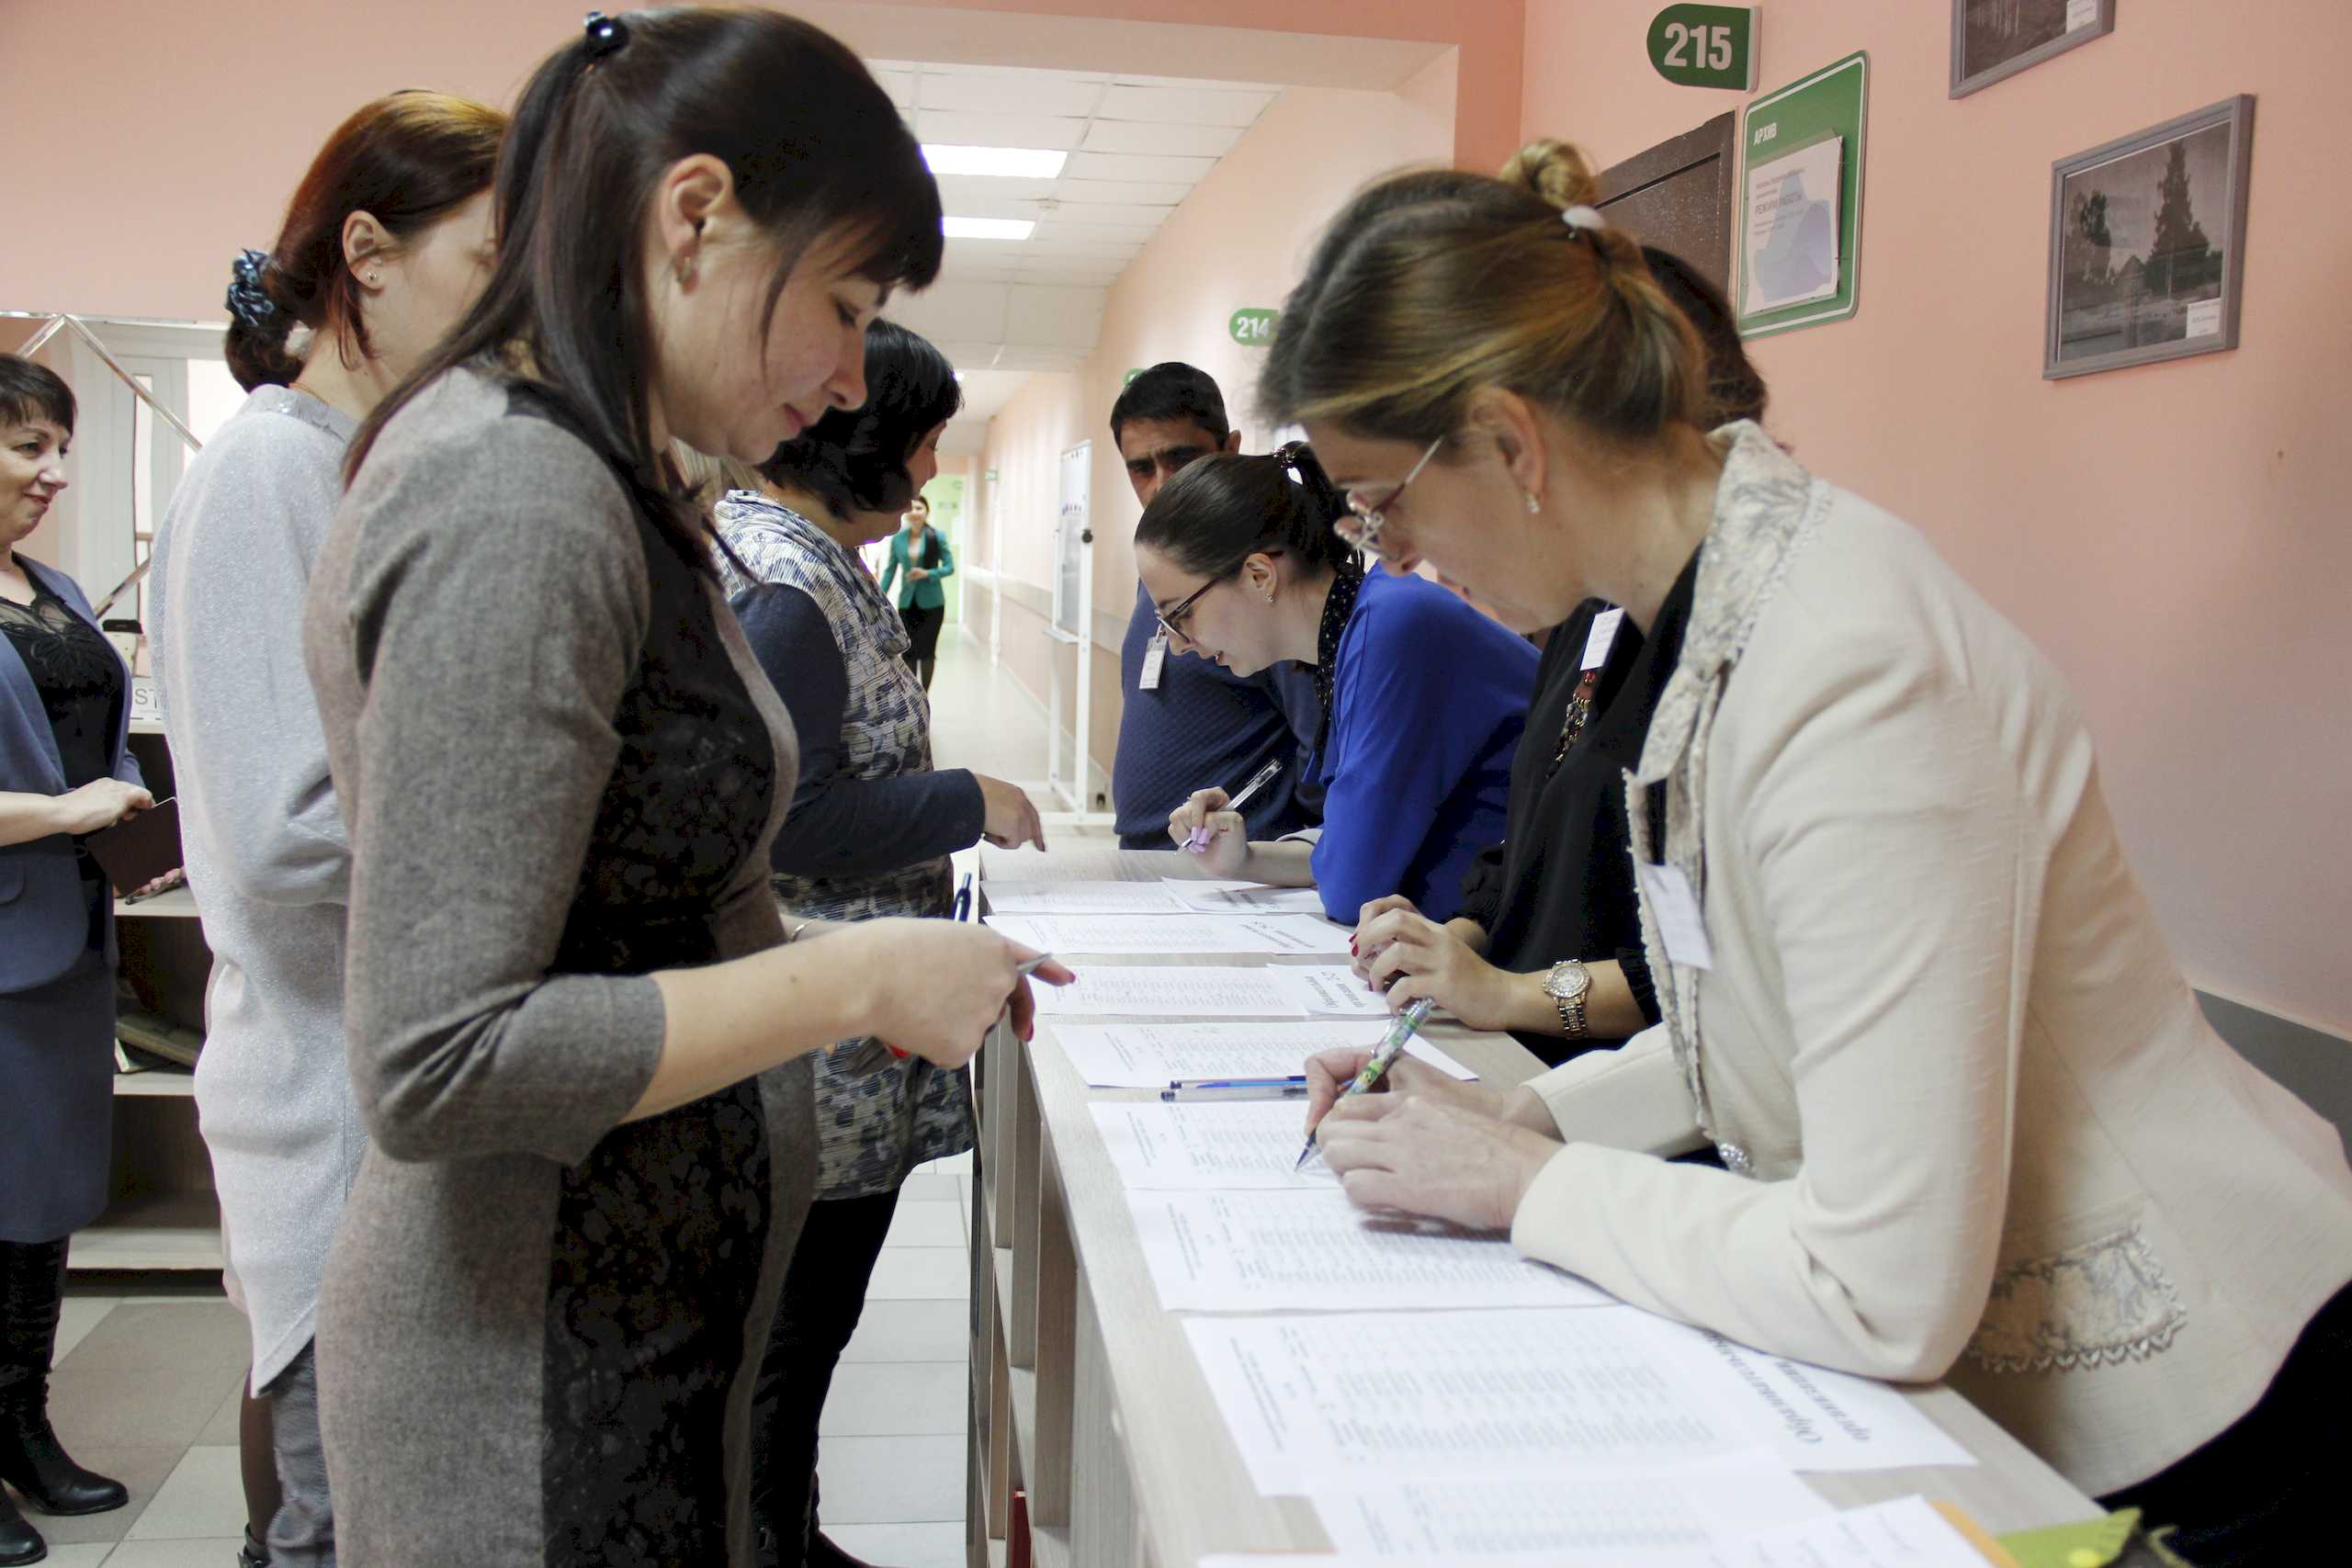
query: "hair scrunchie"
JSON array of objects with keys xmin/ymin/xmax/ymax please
[
  {"xmin": 225, "ymin": 249, "xmax": 279, "ymax": 333},
  {"xmin": 582, "ymin": 9, "xmax": 630, "ymax": 59}
]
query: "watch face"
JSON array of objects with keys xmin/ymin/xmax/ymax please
[{"xmin": 1545, "ymin": 962, "xmax": 1591, "ymax": 1001}]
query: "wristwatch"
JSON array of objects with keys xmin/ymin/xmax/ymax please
[{"xmin": 1543, "ymin": 960, "xmax": 1592, "ymax": 1039}]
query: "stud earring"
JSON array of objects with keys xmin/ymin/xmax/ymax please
[
  {"xmin": 1523, "ymin": 491, "xmax": 1543, "ymax": 515},
  {"xmin": 368, "ymin": 271, "xmax": 381, "ymax": 287}
]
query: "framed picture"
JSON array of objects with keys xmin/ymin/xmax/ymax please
[
  {"xmin": 2045, "ymin": 96, "xmax": 2255, "ymax": 379},
  {"xmin": 1951, "ymin": 0, "xmax": 2115, "ymax": 99}
]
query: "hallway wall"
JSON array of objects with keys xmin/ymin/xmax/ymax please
[
  {"xmin": 967, "ymin": 66, "xmax": 1456, "ymax": 805},
  {"xmin": 1521, "ymin": 0, "xmax": 2352, "ymax": 1032}
]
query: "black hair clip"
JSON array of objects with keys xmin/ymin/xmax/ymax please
[
  {"xmin": 225, "ymin": 249, "xmax": 277, "ymax": 330},
  {"xmin": 582, "ymin": 10, "xmax": 629, "ymax": 60}
]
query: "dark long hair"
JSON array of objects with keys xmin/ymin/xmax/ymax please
[
  {"xmin": 347, "ymin": 6, "xmax": 944, "ymax": 564},
  {"xmin": 759, "ymin": 319, "xmax": 960, "ymax": 521},
  {"xmin": 1135, "ymin": 443, "xmax": 1354, "ymax": 581},
  {"xmin": 225, "ymin": 91, "xmax": 505, "ymax": 391}
]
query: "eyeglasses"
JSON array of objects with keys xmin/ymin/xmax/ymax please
[
  {"xmin": 1334, "ymin": 436, "xmax": 1443, "ymax": 558},
  {"xmin": 1153, "ymin": 574, "xmax": 1221, "ymax": 640}
]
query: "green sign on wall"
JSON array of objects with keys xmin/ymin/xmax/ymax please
[
  {"xmin": 1123, "ymin": 367, "xmax": 1145, "ymax": 386},
  {"xmin": 1227, "ymin": 309, "xmax": 1280, "ymax": 347},
  {"xmin": 1647, "ymin": 5, "xmax": 1759, "ymax": 92},
  {"xmin": 1736, "ymin": 51, "xmax": 1867, "ymax": 340}
]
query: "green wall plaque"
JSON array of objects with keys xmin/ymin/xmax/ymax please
[
  {"xmin": 1736, "ymin": 51, "xmax": 1867, "ymax": 339},
  {"xmin": 1647, "ymin": 5, "xmax": 1759, "ymax": 92},
  {"xmin": 1227, "ymin": 308, "xmax": 1280, "ymax": 347}
]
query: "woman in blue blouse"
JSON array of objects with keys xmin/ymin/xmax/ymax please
[
  {"xmin": 877, "ymin": 492, "xmax": 953, "ymax": 690},
  {"xmin": 1146, "ymin": 445, "xmax": 1533, "ymax": 923}
]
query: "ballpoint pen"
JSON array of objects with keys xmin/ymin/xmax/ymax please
[
  {"xmin": 952, "ymin": 870, "xmax": 974, "ymax": 923},
  {"xmin": 1295, "ymin": 997, "xmax": 1435, "ymax": 1169},
  {"xmin": 1162, "ymin": 1083, "xmax": 1309, "ymax": 1103},
  {"xmin": 1169, "ymin": 1075, "xmax": 1308, "ymax": 1090},
  {"xmin": 1184, "ymin": 756, "xmax": 1284, "ymax": 853}
]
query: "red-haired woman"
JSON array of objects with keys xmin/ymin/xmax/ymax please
[{"xmin": 148, "ymin": 87, "xmax": 505, "ymax": 1567}]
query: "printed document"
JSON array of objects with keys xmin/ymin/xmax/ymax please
[
  {"xmin": 1047, "ymin": 1021, "xmax": 1475, "ymax": 1088},
  {"xmin": 1091, "ymin": 1101, "xmax": 1339, "ymax": 1190},
  {"xmin": 989, "ymin": 912, "xmax": 1352, "ymax": 957}
]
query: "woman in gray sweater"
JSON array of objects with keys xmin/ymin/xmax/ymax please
[
  {"xmin": 149, "ymin": 88, "xmax": 504, "ymax": 1567},
  {"xmin": 300, "ymin": 13, "xmax": 1064, "ymax": 1565}
]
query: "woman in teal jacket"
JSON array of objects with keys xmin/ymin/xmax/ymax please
[{"xmin": 878, "ymin": 493, "xmax": 952, "ymax": 689}]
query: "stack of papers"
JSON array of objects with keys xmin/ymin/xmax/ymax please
[
  {"xmin": 989, "ymin": 911, "xmax": 1352, "ymax": 957},
  {"xmin": 1032, "ymin": 965, "xmax": 1386, "ymax": 1019},
  {"xmin": 1048, "ymin": 1020, "xmax": 1474, "ymax": 1088}
]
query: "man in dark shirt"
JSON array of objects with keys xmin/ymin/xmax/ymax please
[{"xmin": 1109, "ymin": 364, "xmax": 1321, "ymax": 849}]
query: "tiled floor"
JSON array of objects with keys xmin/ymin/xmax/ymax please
[
  {"xmin": 34, "ymin": 632, "xmax": 1083, "ymax": 1567},
  {"xmin": 40, "ymin": 1157, "xmax": 978, "ymax": 1568}
]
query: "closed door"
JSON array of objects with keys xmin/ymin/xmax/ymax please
[{"xmin": 1596, "ymin": 112, "xmax": 1736, "ymax": 289}]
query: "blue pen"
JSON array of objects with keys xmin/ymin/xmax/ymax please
[
  {"xmin": 952, "ymin": 871, "xmax": 975, "ymax": 923},
  {"xmin": 1169, "ymin": 1075, "xmax": 1309, "ymax": 1091},
  {"xmin": 1163, "ymin": 1083, "xmax": 1308, "ymax": 1103}
]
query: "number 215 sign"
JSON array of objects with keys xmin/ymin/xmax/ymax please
[{"xmin": 1647, "ymin": 5, "xmax": 1759, "ymax": 92}]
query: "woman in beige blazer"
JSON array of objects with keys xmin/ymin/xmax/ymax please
[{"xmin": 1266, "ymin": 141, "xmax": 2352, "ymax": 1564}]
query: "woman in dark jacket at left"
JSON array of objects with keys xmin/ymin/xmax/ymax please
[{"xmin": 0, "ymin": 353, "xmax": 149, "ymax": 1565}]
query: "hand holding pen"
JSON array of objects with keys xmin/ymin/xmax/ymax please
[
  {"xmin": 1169, "ymin": 757, "xmax": 1283, "ymax": 865},
  {"xmin": 1295, "ymin": 997, "xmax": 1435, "ymax": 1168}
]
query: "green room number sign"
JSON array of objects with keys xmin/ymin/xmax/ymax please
[
  {"xmin": 1227, "ymin": 308, "xmax": 1280, "ymax": 347},
  {"xmin": 1647, "ymin": 5, "xmax": 1759, "ymax": 91}
]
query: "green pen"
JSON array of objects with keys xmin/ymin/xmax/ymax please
[{"xmin": 1295, "ymin": 997, "xmax": 1435, "ymax": 1169}]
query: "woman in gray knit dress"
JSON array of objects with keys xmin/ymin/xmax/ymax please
[{"xmin": 297, "ymin": 13, "xmax": 1065, "ymax": 1565}]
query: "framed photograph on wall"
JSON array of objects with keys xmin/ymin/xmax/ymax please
[
  {"xmin": 1951, "ymin": 0, "xmax": 2115, "ymax": 99},
  {"xmin": 2045, "ymin": 96, "xmax": 2255, "ymax": 379}
]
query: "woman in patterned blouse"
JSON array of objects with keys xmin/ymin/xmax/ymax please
[{"xmin": 716, "ymin": 320, "xmax": 1045, "ymax": 1568}]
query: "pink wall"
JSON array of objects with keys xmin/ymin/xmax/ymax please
[
  {"xmin": 0, "ymin": 0, "xmax": 1516, "ymax": 321},
  {"xmin": 1522, "ymin": 1, "xmax": 2352, "ymax": 1033},
  {"xmin": 978, "ymin": 73, "xmax": 1457, "ymax": 783}
]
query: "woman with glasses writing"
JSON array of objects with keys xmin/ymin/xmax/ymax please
[{"xmin": 1150, "ymin": 445, "xmax": 1534, "ymax": 924}]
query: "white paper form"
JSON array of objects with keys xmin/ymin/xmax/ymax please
[
  {"xmin": 1031, "ymin": 967, "xmax": 1312, "ymax": 1018},
  {"xmin": 983, "ymin": 879, "xmax": 1191, "ymax": 915},
  {"xmin": 1743, "ymin": 134, "xmax": 1844, "ymax": 315},
  {"xmin": 1736, "ymin": 1495, "xmax": 1997, "ymax": 1567},
  {"xmin": 1186, "ymin": 1305, "xmax": 1974, "ymax": 1493},
  {"xmin": 1182, "ymin": 1308, "xmax": 1789, "ymax": 1492},
  {"xmin": 1631, "ymin": 1315, "xmax": 1977, "ymax": 1474},
  {"xmin": 1091, "ymin": 1101, "xmax": 1339, "ymax": 1191},
  {"xmin": 1313, "ymin": 1472, "xmax": 1832, "ymax": 1562},
  {"xmin": 1164, "ymin": 879, "xmax": 1333, "ymax": 916},
  {"xmin": 1264, "ymin": 965, "xmax": 1391, "ymax": 1017},
  {"xmin": 1048, "ymin": 1021, "xmax": 1476, "ymax": 1089},
  {"xmin": 1128, "ymin": 1188, "xmax": 1612, "ymax": 1313},
  {"xmin": 989, "ymin": 912, "xmax": 1353, "ymax": 957}
]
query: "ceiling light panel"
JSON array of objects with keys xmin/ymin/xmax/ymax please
[
  {"xmin": 943, "ymin": 216, "xmax": 1037, "ymax": 241},
  {"xmin": 924, "ymin": 144, "xmax": 1069, "ymax": 180}
]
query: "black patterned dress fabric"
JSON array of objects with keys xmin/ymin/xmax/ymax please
[
  {"xmin": 537, "ymin": 522, "xmax": 781, "ymax": 1566},
  {"xmin": 0, "ymin": 581, "xmax": 123, "ymax": 794}
]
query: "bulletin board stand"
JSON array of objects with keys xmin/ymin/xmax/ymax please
[{"xmin": 1736, "ymin": 51, "xmax": 1869, "ymax": 338}]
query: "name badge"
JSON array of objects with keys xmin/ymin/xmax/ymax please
[
  {"xmin": 1580, "ymin": 607, "xmax": 1626, "ymax": 671},
  {"xmin": 1635, "ymin": 862, "xmax": 1714, "ymax": 971},
  {"xmin": 1139, "ymin": 633, "xmax": 1168, "ymax": 691}
]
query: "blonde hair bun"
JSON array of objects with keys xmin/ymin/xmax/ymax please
[{"xmin": 1499, "ymin": 139, "xmax": 1599, "ymax": 212}]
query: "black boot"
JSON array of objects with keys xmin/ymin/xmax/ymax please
[
  {"xmin": 0, "ymin": 1486, "xmax": 43, "ymax": 1566},
  {"xmin": 0, "ymin": 1240, "xmax": 127, "ymax": 1517}
]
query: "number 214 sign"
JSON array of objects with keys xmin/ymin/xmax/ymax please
[{"xmin": 1647, "ymin": 4, "xmax": 1759, "ymax": 92}]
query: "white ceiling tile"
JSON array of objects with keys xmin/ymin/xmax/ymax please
[
  {"xmin": 872, "ymin": 68, "xmax": 915, "ymax": 109},
  {"xmin": 933, "ymin": 174, "xmax": 1063, "ymax": 206},
  {"xmin": 1111, "ymin": 73, "xmax": 1279, "ymax": 93},
  {"xmin": 935, "ymin": 193, "xmax": 1048, "ymax": 222},
  {"xmin": 994, "ymin": 345, "xmax": 1090, "ymax": 372},
  {"xmin": 887, "ymin": 281, "xmax": 1010, "ymax": 343},
  {"xmin": 1095, "ymin": 85, "xmax": 1277, "ymax": 128},
  {"xmin": 1080, "ymin": 120, "xmax": 1243, "ymax": 158},
  {"xmin": 1033, "ymin": 201, "xmax": 1171, "ymax": 227},
  {"xmin": 1052, "ymin": 177, "xmax": 1193, "ymax": 207},
  {"xmin": 918, "ymin": 71, "xmax": 1106, "ymax": 118},
  {"xmin": 1063, "ymin": 151, "xmax": 1217, "ymax": 184},
  {"xmin": 922, "ymin": 62, "xmax": 1112, "ymax": 84},
  {"xmin": 1032, "ymin": 220, "xmax": 1161, "ymax": 245},
  {"xmin": 1005, "ymin": 287, "xmax": 1107, "ymax": 349},
  {"xmin": 916, "ymin": 110, "xmax": 1088, "ymax": 152}
]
